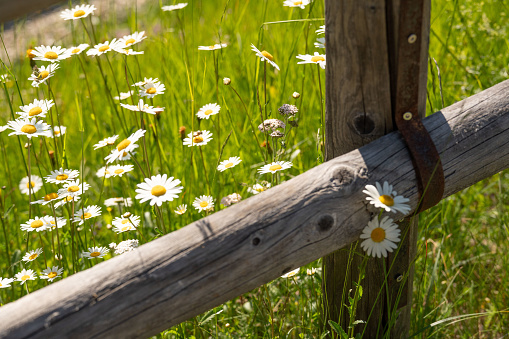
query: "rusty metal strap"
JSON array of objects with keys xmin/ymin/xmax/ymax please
[{"xmin": 394, "ymin": 0, "xmax": 444, "ymax": 213}]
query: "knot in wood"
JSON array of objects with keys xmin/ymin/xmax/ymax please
[
  {"xmin": 317, "ymin": 215, "xmax": 334, "ymax": 232},
  {"xmin": 330, "ymin": 166, "xmax": 355, "ymax": 189},
  {"xmin": 352, "ymin": 113, "xmax": 375, "ymax": 135}
]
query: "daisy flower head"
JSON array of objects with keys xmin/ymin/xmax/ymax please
[
  {"xmin": 114, "ymin": 91, "xmax": 134, "ymax": 101},
  {"xmin": 31, "ymin": 192, "xmax": 60, "ymax": 205},
  {"xmin": 8, "ymin": 118, "xmax": 51, "ymax": 138},
  {"xmin": 360, "ymin": 216, "xmax": 401, "ymax": 258},
  {"xmin": 296, "ymin": 52, "xmax": 326, "ymax": 69},
  {"xmin": 68, "ymin": 43, "xmax": 89, "ymax": 55},
  {"xmin": 314, "ymin": 37, "xmax": 325, "ymax": 49},
  {"xmin": 112, "ymin": 215, "xmax": 140, "ymax": 233},
  {"xmin": 93, "ymin": 135, "xmax": 119, "ymax": 150},
  {"xmin": 316, "ymin": 25, "xmax": 325, "ymax": 35},
  {"xmin": 54, "ymin": 195, "xmax": 81, "ymax": 209},
  {"xmin": 251, "ymin": 44, "xmax": 280, "ymax": 70},
  {"xmin": 15, "ymin": 269, "xmax": 36, "ymax": 285},
  {"xmin": 117, "ymin": 31, "xmax": 147, "ymax": 49},
  {"xmin": 217, "ymin": 156, "xmax": 242, "ymax": 172},
  {"xmin": 40, "ymin": 266, "xmax": 64, "ymax": 282},
  {"xmin": 28, "ymin": 64, "xmax": 59, "ymax": 87},
  {"xmin": 138, "ymin": 82, "xmax": 166, "ymax": 99},
  {"xmin": 307, "ymin": 268, "xmax": 317, "ymax": 276},
  {"xmin": 363, "ymin": 181, "xmax": 411, "ymax": 214},
  {"xmin": 96, "ymin": 166, "xmax": 113, "ymax": 179},
  {"xmin": 17, "ymin": 99, "xmax": 54, "ymax": 118},
  {"xmin": 283, "ymin": 0, "xmax": 311, "ymax": 9},
  {"xmin": 196, "ymin": 103, "xmax": 220, "ymax": 120},
  {"xmin": 111, "ymin": 239, "xmax": 139, "ymax": 255},
  {"xmin": 104, "ymin": 197, "xmax": 133, "ymax": 207},
  {"xmin": 50, "ymin": 125, "xmax": 66, "ymax": 138},
  {"xmin": 162, "ymin": 3, "xmax": 188, "ymax": 11},
  {"xmin": 22, "ymin": 248, "xmax": 43, "ymax": 262},
  {"xmin": 247, "ymin": 182, "xmax": 271, "ymax": 195},
  {"xmin": 198, "ymin": 43, "xmax": 227, "ymax": 51},
  {"xmin": 45, "ymin": 168, "xmax": 79, "ymax": 184},
  {"xmin": 32, "ymin": 45, "xmax": 71, "ymax": 62},
  {"xmin": 182, "ymin": 130, "xmax": 213, "ymax": 147},
  {"xmin": 281, "ymin": 267, "xmax": 300, "ymax": 278},
  {"xmin": 135, "ymin": 174, "xmax": 183, "ymax": 206},
  {"xmin": 120, "ymin": 99, "xmax": 164, "ymax": 115},
  {"xmin": 41, "ymin": 215, "xmax": 67, "ymax": 230},
  {"xmin": 73, "ymin": 205, "xmax": 102, "ymax": 225},
  {"xmin": 104, "ymin": 129, "xmax": 145, "ymax": 163},
  {"xmin": 115, "ymin": 48, "xmax": 144, "ymax": 56},
  {"xmin": 174, "ymin": 204, "xmax": 187, "ymax": 215},
  {"xmin": 60, "ymin": 4, "xmax": 96, "ymax": 20},
  {"xmin": 58, "ymin": 179, "xmax": 91, "ymax": 199},
  {"xmin": 133, "ymin": 77, "xmax": 160, "ymax": 87},
  {"xmin": 21, "ymin": 217, "xmax": 49, "ymax": 232},
  {"xmin": 107, "ymin": 164, "xmax": 134, "ymax": 177},
  {"xmin": 221, "ymin": 193, "xmax": 242, "ymax": 207},
  {"xmin": 0, "ymin": 277, "xmax": 15, "ymax": 289},
  {"xmin": 82, "ymin": 246, "xmax": 109, "ymax": 260},
  {"xmin": 258, "ymin": 161, "xmax": 293, "ymax": 175},
  {"xmin": 0, "ymin": 125, "xmax": 8, "ymax": 133},
  {"xmin": 86, "ymin": 39, "xmax": 119, "ymax": 56},
  {"xmin": 193, "ymin": 195, "xmax": 215, "ymax": 213},
  {"xmin": 19, "ymin": 175, "xmax": 43, "ymax": 195}
]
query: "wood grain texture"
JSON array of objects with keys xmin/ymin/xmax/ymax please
[
  {"xmin": 0, "ymin": 0, "xmax": 66, "ymax": 23},
  {"xmin": 1, "ymin": 79, "xmax": 509, "ymax": 338}
]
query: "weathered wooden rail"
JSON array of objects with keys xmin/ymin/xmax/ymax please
[
  {"xmin": 0, "ymin": 0, "xmax": 66, "ymax": 24},
  {"xmin": 1, "ymin": 79, "xmax": 509, "ymax": 338}
]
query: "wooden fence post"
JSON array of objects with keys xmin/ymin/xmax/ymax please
[{"xmin": 323, "ymin": 0, "xmax": 430, "ymax": 337}]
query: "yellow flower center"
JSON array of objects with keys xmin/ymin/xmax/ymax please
[
  {"xmin": 67, "ymin": 185, "xmax": 80, "ymax": 192},
  {"xmin": 56, "ymin": 174, "xmax": 68, "ymax": 181},
  {"xmin": 269, "ymin": 164, "xmax": 282, "ymax": 172},
  {"xmin": 74, "ymin": 9, "xmax": 86, "ymax": 17},
  {"xmin": 72, "ymin": 48, "xmax": 81, "ymax": 54},
  {"xmin": 114, "ymin": 169, "xmax": 124, "ymax": 174},
  {"xmin": 125, "ymin": 38, "xmax": 136, "ymax": 45},
  {"xmin": 21, "ymin": 274, "xmax": 30, "ymax": 281},
  {"xmin": 44, "ymin": 192, "xmax": 59, "ymax": 201},
  {"xmin": 199, "ymin": 201, "xmax": 209, "ymax": 208},
  {"xmin": 81, "ymin": 212, "xmax": 92, "ymax": 219},
  {"xmin": 0, "ymin": 283, "xmax": 2, "ymax": 287},
  {"xmin": 146, "ymin": 87, "xmax": 157, "ymax": 94},
  {"xmin": 261, "ymin": 51, "xmax": 274, "ymax": 61},
  {"xmin": 204, "ymin": 109, "xmax": 213, "ymax": 115},
  {"xmin": 29, "ymin": 253, "xmax": 38, "ymax": 260},
  {"xmin": 256, "ymin": 187, "xmax": 264, "ymax": 192},
  {"xmin": 225, "ymin": 162, "xmax": 234, "ymax": 168},
  {"xmin": 151, "ymin": 185, "xmax": 167, "ymax": 197},
  {"xmin": 294, "ymin": 1, "xmax": 303, "ymax": 4},
  {"xmin": 30, "ymin": 220, "xmax": 43, "ymax": 228},
  {"xmin": 98, "ymin": 45, "xmax": 110, "ymax": 52},
  {"xmin": 379, "ymin": 195, "xmax": 394, "ymax": 206},
  {"xmin": 54, "ymin": 130, "xmax": 60, "ymax": 135},
  {"xmin": 121, "ymin": 219, "xmax": 129, "ymax": 224},
  {"xmin": 21, "ymin": 124, "xmax": 37, "ymax": 134},
  {"xmin": 311, "ymin": 55, "xmax": 325, "ymax": 62},
  {"xmin": 193, "ymin": 136, "xmax": 204, "ymax": 143},
  {"xmin": 28, "ymin": 107, "xmax": 43, "ymax": 116},
  {"xmin": 44, "ymin": 51, "xmax": 58, "ymax": 59},
  {"xmin": 121, "ymin": 226, "xmax": 130, "ymax": 231},
  {"xmin": 27, "ymin": 49, "xmax": 35, "ymax": 59},
  {"xmin": 66, "ymin": 196, "xmax": 74, "ymax": 201},
  {"xmin": 371, "ymin": 227, "xmax": 386, "ymax": 243},
  {"xmin": 26, "ymin": 181, "xmax": 36, "ymax": 188},
  {"xmin": 90, "ymin": 251, "xmax": 101, "ymax": 257},
  {"xmin": 117, "ymin": 139, "xmax": 131, "ymax": 151},
  {"xmin": 38, "ymin": 71, "xmax": 49, "ymax": 80},
  {"xmin": 209, "ymin": 45, "xmax": 216, "ymax": 49},
  {"xmin": 47, "ymin": 272, "xmax": 57, "ymax": 279}
]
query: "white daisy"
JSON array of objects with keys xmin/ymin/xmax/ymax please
[
  {"xmin": 15, "ymin": 269, "xmax": 37, "ymax": 285},
  {"xmin": 107, "ymin": 164, "xmax": 134, "ymax": 177},
  {"xmin": 60, "ymin": 4, "xmax": 96, "ymax": 20},
  {"xmin": 93, "ymin": 135, "xmax": 119, "ymax": 150},
  {"xmin": 28, "ymin": 64, "xmax": 59, "ymax": 87},
  {"xmin": 217, "ymin": 156, "xmax": 242, "ymax": 172},
  {"xmin": 104, "ymin": 197, "xmax": 133, "ymax": 207},
  {"xmin": 360, "ymin": 216, "xmax": 401, "ymax": 258},
  {"xmin": 73, "ymin": 205, "xmax": 102, "ymax": 225},
  {"xmin": 86, "ymin": 39, "xmax": 119, "ymax": 57},
  {"xmin": 306, "ymin": 268, "xmax": 317, "ymax": 276},
  {"xmin": 57, "ymin": 179, "xmax": 91, "ymax": 199},
  {"xmin": 296, "ymin": 52, "xmax": 326, "ymax": 69},
  {"xmin": 114, "ymin": 91, "xmax": 135, "ymax": 101},
  {"xmin": 41, "ymin": 215, "xmax": 67, "ymax": 230},
  {"xmin": 96, "ymin": 166, "xmax": 113, "ymax": 179},
  {"xmin": 8, "ymin": 118, "xmax": 51, "ymax": 138},
  {"xmin": 82, "ymin": 246, "xmax": 109, "ymax": 259},
  {"xmin": 118, "ymin": 150, "xmax": 137, "ymax": 161},
  {"xmin": 182, "ymin": 130, "xmax": 213, "ymax": 147},
  {"xmin": 117, "ymin": 31, "xmax": 147, "ymax": 49},
  {"xmin": 174, "ymin": 204, "xmax": 187, "ymax": 215},
  {"xmin": 281, "ymin": 267, "xmax": 300, "ymax": 278},
  {"xmin": 138, "ymin": 82, "xmax": 166, "ymax": 99},
  {"xmin": 0, "ymin": 125, "xmax": 9, "ymax": 133},
  {"xmin": 39, "ymin": 266, "xmax": 64, "ymax": 282},
  {"xmin": 283, "ymin": 0, "xmax": 311, "ymax": 9},
  {"xmin": 120, "ymin": 99, "xmax": 164, "ymax": 115},
  {"xmin": 115, "ymin": 48, "xmax": 144, "ymax": 56},
  {"xmin": 258, "ymin": 161, "xmax": 293, "ymax": 174},
  {"xmin": 251, "ymin": 44, "xmax": 280, "ymax": 70},
  {"xmin": 132, "ymin": 77, "xmax": 160, "ymax": 87},
  {"xmin": 22, "ymin": 248, "xmax": 43, "ymax": 262},
  {"xmin": 112, "ymin": 215, "xmax": 140, "ymax": 233},
  {"xmin": 192, "ymin": 195, "xmax": 215, "ymax": 212},
  {"xmin": 50, "ymin": 125, "xmax": 66, "ymax": 138},
  {"xmin": 31, "ymin": 45, "xmax": 71, "ymax": 62},
  {"xmin": 68, "ymin": 43, "xmax": 89, "ymax": 55},
  {"xmin": 45, "ymin": 168, "xmax": 79, "ymax": 184},
  {"xmin": 104, "ymin": 129, "xmax": 145, "ymax": 163},
  {"xmin": 362, "ymin": 181, "xmax": 411, "ymax": 214},
  {"xmin": 316, "ymin": 25, "xmax": 325, "ymax": 35},
  {"xmin": 17, "ymin": 99, "xmax": 54, "ymax": 118},
  {"xmin": 0, "ymin": 277, "xmax": 15, "ymax": 288},
  {"xmin": 162, "ymin": 3, "xmax": 188, "ymax": 11},
  {"xmin": 198, "ymin": 43, "xmax": 228, "ymax": 51},
  {"xmin": 19, "ymin": 175, "xmax": 43, "ymax": 195},
  {"xmin": 135, "ymin": 174, "xmax": 183, "ymax": 206},
  {"xmin": 314, "ymin": 37, "xmax": 325, "ymax": 49},
  {"xmin": 247, "ymin": 182, "xmax": 271, "ymax": 195},
  {"xmin": 196, "ymin": 103, "xmax": 220, "ymax": 120},
  {"xmin": 30, "ymin": 192, "xmax": 60, "ymax": 205},
  {"xmin": 53, "ymin": 195, "xmax": 81, "ymax": 209}
]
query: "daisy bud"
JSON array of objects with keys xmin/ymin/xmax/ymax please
[
  {"xmin": 48, "ymin": 150, "xmax": 56, "ymax": 168},
  {"xmin": 26, "ymin": 48, "xmax": 35, "ymax": 59},
  {"xmin": 123, "ymin": 212, "xmax": 132, "ymax": 218},
  {"xmin": 223, "ymin": 77, "xmax": 231, "ymax": 85},
  {"xmin": 292, "ymin": 92, "xmax": 300, "ymax": 99},
  {"xmin": 179, "ymin": 126, "xmax": 186, "ymax": 140}
]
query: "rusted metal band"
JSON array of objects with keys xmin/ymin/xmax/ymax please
[{"xmin": 394, "ymin": 0, "xmax": 444, "ymax": 213}]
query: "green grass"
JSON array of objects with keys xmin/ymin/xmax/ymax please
[{"xmin": 0, "ymin": 0, "xmax": 508, "ymax": 338}]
